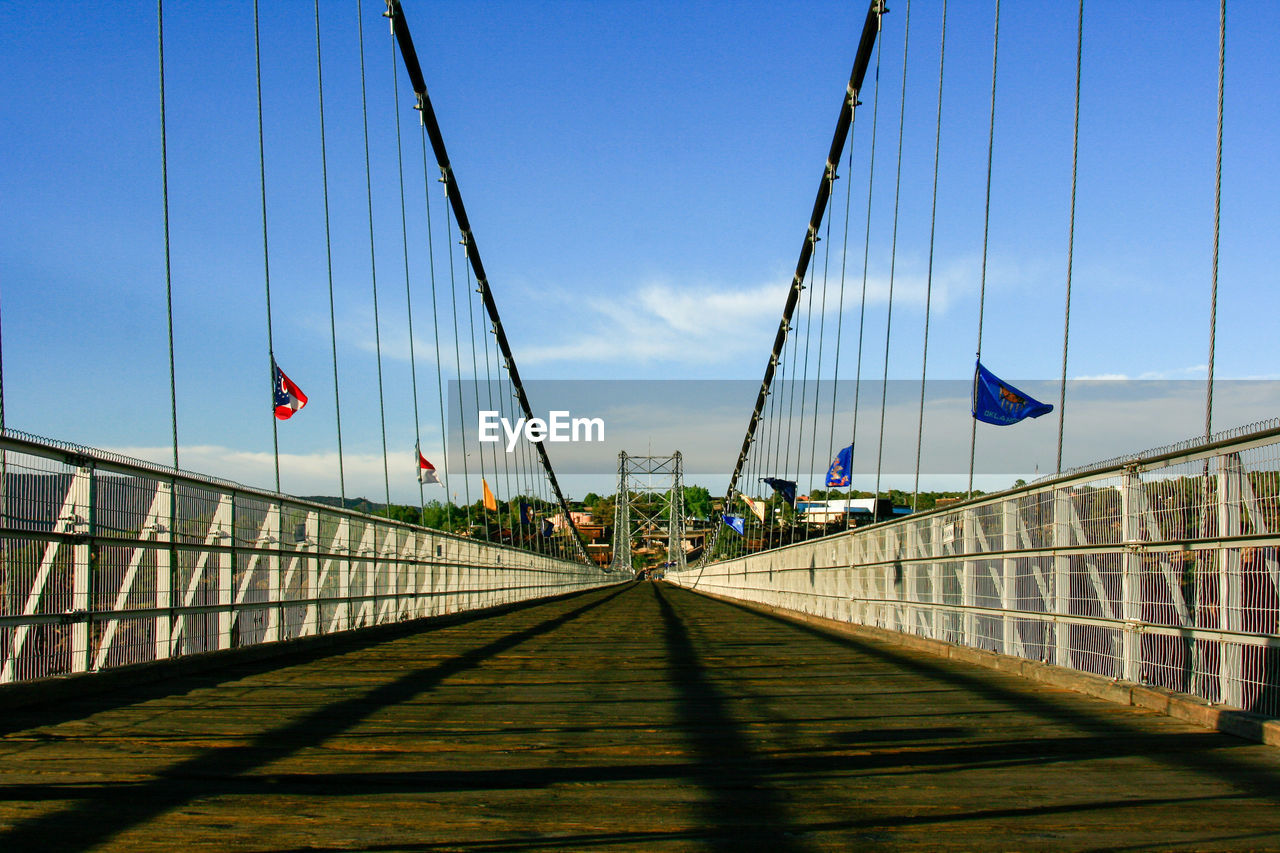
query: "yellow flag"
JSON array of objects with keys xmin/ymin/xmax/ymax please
[
  {"xmin": 743, "ymin": 495, "xmax": 766, "ymax": 523},
  {"xmin": 482, "ymin": 478, "xmax": 498, "ymax": 512}
]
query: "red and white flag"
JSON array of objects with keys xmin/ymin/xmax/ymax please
[
  {"xmin": 417, "ymin": 444, "xmax": 440, "ymax": 485},
  {"xmin": 272, "ymin": 360, "xmax": 308, "ymax": 420}
]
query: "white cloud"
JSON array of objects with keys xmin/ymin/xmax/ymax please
[{"xmin": 108, "ymin": 444, "xmax": 408, "ymax": 501}]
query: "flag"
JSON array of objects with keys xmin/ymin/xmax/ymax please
[
  {"xmin": 761, "ymin": 477, "xmax": 797, "ymax": 507},
  {"xmin": 972, "ymin": 360, "xmax": 1053, "ymax": 426},
  {"xmin": 272, "ymin": 359, "xmax": 307, "ymax": 420},
  {"xmin": 541, "ymin": 518, "xmax": 554, "ymax": 538},
  {"xmin": 482, "ymin": 478, "xmax": 498, "ymax": 512},
  {"xmin": 742, "ymin": 495, "xmax": 766, "ymax": 522},
  {"xmin": 825, "ymin": 444, "xmax": 853, "ymax": 487},
  {"xmin": 416, "ymin": 444, "xmax": 440, "ymax": 485},
  {"xmin": 722, "ymin": 514, "xmax": 745, "ymax": 535},
  {"xmin": 520, "ymin": 500, "xmax": 533, "ymax": 525}
]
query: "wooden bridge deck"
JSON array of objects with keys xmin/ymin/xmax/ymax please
[{"xmin": 1, "ymin": 582, "xmax": 1279, "ymax": 851}]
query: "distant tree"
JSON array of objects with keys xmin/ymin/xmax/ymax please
[{"xmin": 683, "ymin": 485, "xmax": 713, "ymax": 519}]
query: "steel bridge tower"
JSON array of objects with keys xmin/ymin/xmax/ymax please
[{"xmin": 610, "ymin": 451, "xmax": 687, "ymax": 575}]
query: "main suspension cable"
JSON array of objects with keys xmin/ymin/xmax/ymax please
[{"xmin": 699, "ymin": 1, "xmax": 884, "ymax": 574}]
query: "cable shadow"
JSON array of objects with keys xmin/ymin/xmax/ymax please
[
  {"xmin": 0, "ymin": 585, "xmax": 629, "ymax": 851},
  {"xmin": 650, "ymin": 582, "xmax": 814, "ymax": 852},
  {"xmin": 0, "ymin": 586, "xmax": 610, "ymax": 739},
  {"xmin": 680, "ymin": 587, "xmax": 1280, "ymax": 803},
  {"xmin": 243, "ymin": 792, "xmax": 1255, "ymax": 852}
]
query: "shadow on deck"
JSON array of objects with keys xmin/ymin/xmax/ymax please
[{"xmin": 1, "ymin": 582, "xmax": 1278, "ymax": 851}]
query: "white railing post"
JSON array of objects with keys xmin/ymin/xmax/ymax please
[
  {"xmin": 153, "ymin": 480, "xmax": 174, "ymax": 661},
  {"xmin": 335, "ymin": 516, "xmax": 351, "ymax": 633},
  {"xmin": 1053, "ymin": 487, "xmax": 1072, "ymax": 668},
  {"xmin": 216, "ymin": 494, "xmax": 234, "ymax": 651},
  {"xmin": 930, "ymin": 515, "xmax": 944, "ymax": 641},
  {"xmin": 885, "ymin": 527, "xmax": 899, "ymax": 633},
  {"xmin": 1217, "ymin": 453, "xmax": 1243, "ymax": 707},
  {"xmin": 304, "ymin": 510, "xmax": 320, "ymax": 637},
  {"xmin": 1002, "ymin": 496, "xmax": 1018, "ymax": 657},
  {"xmin": 265, "ymin": 502, "xmax": 282, "ymax": 643},
  {"xmin": 1121, "ymin": 467, "xmax": 1141, "ymax": 683},
  {"xmin": 962, "ymin": 508, "xmax": 977, "ymax": 647},
  {"xmin": 70, "ymin": 463, "xmax": 95, "ymax": 674}
]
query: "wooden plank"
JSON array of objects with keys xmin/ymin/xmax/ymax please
[{"xmin": 0, "ymin": 583, "xmax": 1278, "ymax": 851}]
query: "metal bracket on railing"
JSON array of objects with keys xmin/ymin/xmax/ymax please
[
  {"xmin": 65, "ymin": 453, "xmax": 94, "ymax": 469},
  {"xmin": 60, "ymin": 609, "xmax": 89, "ymax": 625}
]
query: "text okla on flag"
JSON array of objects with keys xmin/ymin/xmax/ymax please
[{"xmin": 972, "ymin": 360, "xmax": 1053, "ymax": 426}]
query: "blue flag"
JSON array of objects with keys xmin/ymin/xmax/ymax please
[
  {"xmin": 761, "ymin": 477, "xmax": 797, "ymax": 506},
  {"xmin": 520, "ymin": 500, "xmax": 533, "ymax": 525},
  {"xmin": 722, "ymin": 514, "xmax": 745, "ymax": 535},
  {"xmin": 540, "ymin": 518, "xmax": 554, "ymax": 538},
  {"xmin": 825, "ymin": 445, "xmax": 853, "ymax": 487},
  {"xmin": 972, "ymin": 361, "xmax": 1053, "ymax": 426}
]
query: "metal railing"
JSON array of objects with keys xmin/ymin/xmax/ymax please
[
  {"xmin": 0, "ymin": 431, "xmax": 616, "ymax": 685},
  {"xmin": 670, "ymin": 420, "xmax": 1280, "ymax": 718}
]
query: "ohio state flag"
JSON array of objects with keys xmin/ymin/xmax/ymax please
[
  {"xmin": 417, "ymin": 444, "xmax": 440, "ymax": 485},
  {"xmin": 272, "ymin": 360, "xmax": 307, "ymax": 420}
]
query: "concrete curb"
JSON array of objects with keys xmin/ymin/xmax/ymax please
[
  {"xmin": 684, "ymin": 587, "xmax": 1280, "ymax": 749},
  {"xmin": 0, "ymin": 582, "xmax": 624, "ymax": 714}
]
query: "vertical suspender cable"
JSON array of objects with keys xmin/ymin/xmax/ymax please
[
  {"xmin": 442, "ymin": 183, "xmax": 472, "ymax": 531},
  {"xmin": 420, "ymin": 125, "xmax": 452, "ymax": 519},
  {"xmin": 967, "ymin": 0, "xmax": 1001, "ymax": 499},
  {"xmin": 462, "ymin": 253, "xmax": 490, "ymax": 540},
  {"xmin": 807, "ymin": 175, "xmax": 836, "ymax": 501},
  {"xmin": 844, "ymin": 26, "xmax": 884, "ymax": 509},
  {"xmin": 253, "ymin": 0, "xmax": 280, "ymax": 493},
  {"xmin": 479, "ymin": 305, "xmax": 511, "ymax": 536},
  {"xmin": 314, "ymin": 0, "xmax": 346, "ymax": 502},
  {"xmin": 782, "ymin": 271, "xmax": 803, "ymax": 528},
  {"xmin": 158, "ymin": 0, "xmax": 178, "ymax": 471},
  {"xmin": 1056, "ymin": 0, "xmax": 1083, "ymax": 475},
  {"xmin": 875, "ymin": 0, "xmax": 911, "ymax": 500},
  {"xmin": 793, "ymin": 237, "xmax": 817, "ymax": 504},
  {"xmin": 356, "ymin": 0, "xmax": 393, "ymax": 515},
  {"xmin": 912, "ymin": 0, "xmax": 947, "ymax": 510},
  {"xmin": 826, "ymin": 110, "xmax": 857, "ymax": 483},
  {"xmin": 390, "ymin": 41, "xmax": 425, "ymax": 516},
  {"xmin": 1206, "ymin": 0, "xmax": 1224, "ymax": 440}
]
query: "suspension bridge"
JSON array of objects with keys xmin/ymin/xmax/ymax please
[{"xmin": 2, "ymin": 1, "xmax": 1279, "ymax": 848}]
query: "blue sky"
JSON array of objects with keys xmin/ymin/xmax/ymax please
[{"xmin": 2, "ymin": 1, "xmax": 1277, "ymax": 501}]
